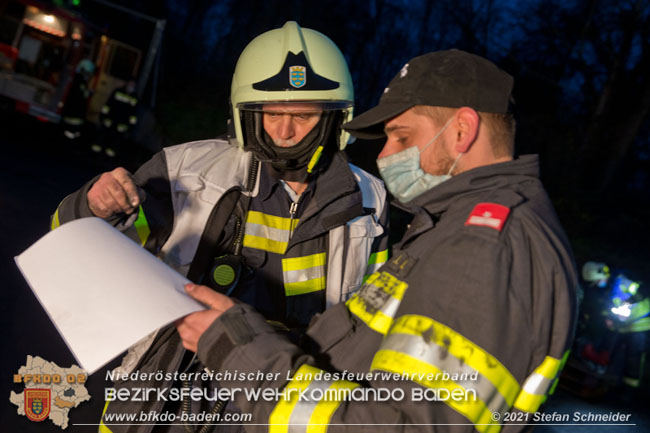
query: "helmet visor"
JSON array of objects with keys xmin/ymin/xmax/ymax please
[{"xmin": 238, "ymin": 100, "xmax": 352, "ymax": 113}]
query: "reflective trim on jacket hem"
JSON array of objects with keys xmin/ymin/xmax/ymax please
[
  {"xmin": 371, "ymin": 314, "xmax": 521, "ymax": 433},
  {"xmin": 513, "ymin": 351, "xmax": 569, "ymax": 413},
  {"xmin": 269, "ymin": 364, "xmax": 359, "ymax": 433}
]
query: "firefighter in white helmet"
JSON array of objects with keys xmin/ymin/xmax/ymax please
[{"xmin": 51, "ymin": 22, "xmax": 388, "ymax": 432}]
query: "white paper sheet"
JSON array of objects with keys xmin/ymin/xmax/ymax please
[{"xmin": 15, "ymin": 217, "xmax": 205, "ymax": 375}]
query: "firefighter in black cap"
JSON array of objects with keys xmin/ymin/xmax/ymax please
[{"xmin": 173, "ymin": 49, "xmax": 579, "ymax": 433}]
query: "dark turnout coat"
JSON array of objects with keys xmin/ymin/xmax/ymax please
[{"xmin": 192, "ymin": 154, "xmax": 578, "ymax": 433}]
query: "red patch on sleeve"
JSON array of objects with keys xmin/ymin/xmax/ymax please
[{"xmin": 464, "ymin": 203, "xmax": 511, "ymax": 232}]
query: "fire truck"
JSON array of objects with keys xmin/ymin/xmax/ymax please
[{"xmin": 0, "ymin": 0, "xmax": 160, "ymax": 124}]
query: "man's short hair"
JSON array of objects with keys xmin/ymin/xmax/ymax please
[{"xmin": 413, "ymin": 106, "xmax": 516, "ymax": 158}]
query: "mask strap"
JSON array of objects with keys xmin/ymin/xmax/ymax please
[
  {"xmin": 420, "ymin": 116, "xmax": 454, "ymax": 153},
  {"xmin": 446, "ymin": 152, "xmax": 463, "ymax": 176}
]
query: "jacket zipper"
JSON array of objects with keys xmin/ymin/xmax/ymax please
[{"xmin": 289, "ymin": 200, "xmax": 298, "ymax": 239}]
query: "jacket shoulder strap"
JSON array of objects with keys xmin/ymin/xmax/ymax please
[{"xmin": 186, "ymin": 188, "xmax": 241, "ymax": 283}]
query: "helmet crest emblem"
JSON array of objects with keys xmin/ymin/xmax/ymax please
[{"xmin": 290, "ymin": 66, "xmax": 306, "ymax": 88}]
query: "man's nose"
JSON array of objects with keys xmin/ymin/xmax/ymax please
[
  {"xmin": 277, "ymin": 115, "xmax": 295, "ymax": 139},
  {"xmin": 378, "ymin": 139, "xmax": 401, "ymax": 159}
]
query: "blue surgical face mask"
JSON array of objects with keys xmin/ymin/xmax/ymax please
[{"xmin": 377, "ymin": 117, "xmax": 461, "ymax": 203}]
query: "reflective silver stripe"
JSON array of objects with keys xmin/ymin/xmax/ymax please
[
  {"xmin": 513, "ymin": 353, "xmax": 567, "ymax": 412},
  {"xmin": 284, "ymin": 266, "xmax": 324, "ymax": 284},
  {"xmin": 347, "ymin": 272, "xmax": 409, "ymax": 335},
  {"xmin": 381, "ymin": 295, "xmax": 401, "ymax": 318},
  {"xmin": 245, "ymin": 222, "xmax": 290, "ymax": 244},
  {"xmin": 379, "ymin": 333, "xmax": 510, "ymax": 417},
  {"xmin": 365, "ymin": 261, "xmax": 383, "ymax": 276},
  {"xmin": 358, "ymin": 276, "xmax": 405, "ymax": 316},
  {"xmin": 282, "ymin": 253, "xmax": 327, "ymax": 296},
  {"xmin": 521, "ymin": 372, "xmax": 553, "ymax": 396},
  {"xmin": 287, "ymin": 379, "xmax": 333, "ymax": 433}
]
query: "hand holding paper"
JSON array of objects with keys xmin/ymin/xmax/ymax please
[
  {"xmin": 176, "ymin": 283, "xmax": 235, "ymax": 352},
  {"xmin": 15, "ymin": 217, "xmax": 206, "ymax": 374}
]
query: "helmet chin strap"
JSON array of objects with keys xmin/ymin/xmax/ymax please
[{"xmin": 243, "ymin": 110, "xmax": 340, "ymax": 181}]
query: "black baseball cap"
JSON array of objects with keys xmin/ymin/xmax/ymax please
[{"xmin": 343, "ymin": 49, "xmax": 514, "ymax": 139}]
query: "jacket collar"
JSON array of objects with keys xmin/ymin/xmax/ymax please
[
  {"xmin": 257, "ymin": 163, "xmax": 315, "ymax": 202},
  {"xmin": 406, "ymin": 154, "xmax": 540, "ymax": 215},
  {"xmin": 291, "ymin": 151, "xmax": 364, "ymax": 245},
  {"xmin": 395, "ymin": 155, "xmax": 540, "ymax": 247}
]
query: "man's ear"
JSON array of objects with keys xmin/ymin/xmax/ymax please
[{"xmin": 454, "ymin": 107, "xmax": 479, "ymax": 153}]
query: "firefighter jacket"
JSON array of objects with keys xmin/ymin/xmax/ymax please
[
  {"xmin": 61, "ymin": 72, "xmax": 91, "ymax": 128},
  {"xmin": 187, "ymin": 154, "xmax": 578, "ymax": 433},
  {"xmin": 52, "ymin": 139, "xmax": 388, "ymax": 308},
  {"xmin": 100, "ymin": 85, "xmax": 138, "ymax": 134},
  {"xmin": 51, "ymin": 140, "xmax": 389, "ymax": 432}
]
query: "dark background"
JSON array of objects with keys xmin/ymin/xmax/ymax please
[
  {"xmin": 85, "ymin": 0, "xmax": 650, "ymax": 279},
  {"xmin": 1, "ymin": 0, "xmax": 650, "ymax": 431}
]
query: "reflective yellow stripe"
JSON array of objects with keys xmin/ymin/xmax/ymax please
[
  {"xmin": 307, "ymin": 380, "xmax": 360, "ymax": 433},
  {"xmin": 133, "ymin": 205, "xmax": 150, "ymax": 247},
  {"xmin": 372, "ymin": 349, "xmax": 501, "ymax": 433},
  {"xmin": 269, "ymin": 364, "xmax": 358, "ymax": 433},
  {"xmin": 63, "ymin": 117, "xmax": 83, "ymax": 125},
  {"xmin": 513, "ymin": 351, "xmax": 569, "ymax": 412},
  {"xmin": 389, "ymin": 315, "xmax": 520, "ymax": 406},
  {"xmin": 282, "ymin": 253, "xmax": 327, "ymax": 296},
  {"xmin": 368, "ymin": 249, "xmax": 389, "ymax": 265},
  {"xmin": 247, "ymin": 210, "xmax": 299, "ymax": 231},
  {"xmin": 621, "ymin": 316, "xmax": 650, "ymax": 333},
  {"xmin": 269, "ymin": 365, "xmax": 321, "ymax": 433},
  {"xmin": 347, "ymin": 296, "xmax": 395, "ymax": 335},
  {"xmin": 306, "ymin": 145, "xmax": 323, "ymax": 173},
  {"xmin": 284, "ymin": 277, "xmax": 326, "ymax": 296},
  {"xmin": 99, "ymin": 400, "xmax": 113, "ymax": 433},
  {"xmin": 370, "ymin": 314, "xmax": 522, "ymax": 432},
  {"xmin": 51, "ymin": 207, "xmax": 61, "ymax": 231},
  {"xmin": 536, "ymin": 355, "xmax": 562, "ymax": 378},
  {"xmin": 282, "ymin": 253, "xmax": 327, "ymax": 271},
  {"xmin": 243, "ymin": 235, "xmax": 288, "ymax": 255},
  {"xmin": 363, "ymin": 249, "xmax": 389, "ymax": 282},
  {"xmin": 115, "ymin": 92, "xmax": 137, "ymax": 105},
  {"xmin": 629, "ymin": 298, "xmax": 650, "ymax": 321},
  {"xmin": 243, "ymin": 211, "xmax": 299, "ymax": 254},
  {"xmin": 547, "ymin": 350, "xmax": 570, "ymax": 396},
  {"xmin": 513, "ymin": 390, "xmax": 545, "ymax": 414},
  {"xmin": 346, "ymin": 271, "xmax": 408, "ymax": 335}
]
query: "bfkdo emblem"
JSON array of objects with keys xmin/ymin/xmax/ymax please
[
  {"xmin": 289, "ymin": 66, "xmax": 306, "ymax": 88},
  {"xmin": 25, "ymin": 388, "xmax": 51, "ymax": 422}
]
